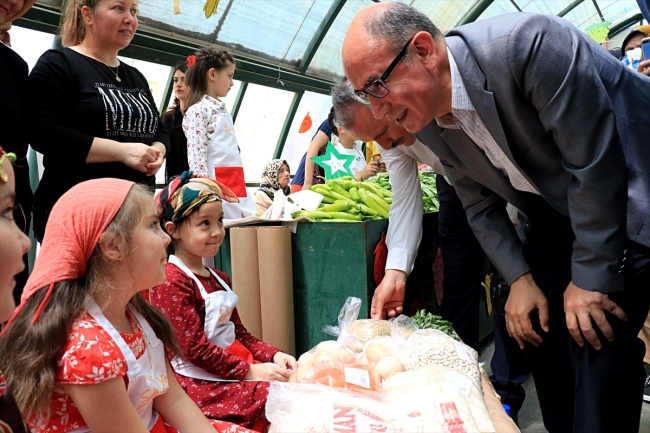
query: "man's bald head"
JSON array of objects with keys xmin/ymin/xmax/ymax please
[{"xmin": 341, "ymin": 3, "xmax": 451, "ymax": 133}]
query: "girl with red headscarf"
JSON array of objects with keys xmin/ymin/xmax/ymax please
[{"xmin": 0, "ymin": 178, "xmax": 251, "ymax": 433}]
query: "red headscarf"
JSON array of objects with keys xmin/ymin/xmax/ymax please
[{"xmin": 1, "ymin": 178, "xmax": 135, "ymax": 333}]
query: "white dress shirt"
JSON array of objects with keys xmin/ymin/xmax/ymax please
[
  {"xmin": 436, "ymin": 49, "xmax": 539, "ymax": 195},
  {"xmin": 378, "ymin": 140, "xmax": 444, "ymax": 274}
]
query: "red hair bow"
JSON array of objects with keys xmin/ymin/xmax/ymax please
[{"xmin": 187, "ymin": 55, "xmax": 196, "ymax": 67}]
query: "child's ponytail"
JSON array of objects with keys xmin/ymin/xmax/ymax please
[{"xmin": 185, "ymin": 48, "xmax": 235, "ymax": 110}]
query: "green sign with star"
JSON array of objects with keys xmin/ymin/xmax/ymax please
[{"xmin": 311, "ymin": 142, "xmax": 356, "ymax": 180}]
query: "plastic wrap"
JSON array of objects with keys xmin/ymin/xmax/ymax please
[
  {"xmin": 301, "ymin": 361, "xmax": 382, "ymax": 391},
  {"xmin": 398, "ymin": 329, "xmax": 481, "ymax": 384},
  {"xmin": 267, "ymin": 382, "xmax": 483, "ymax": 433},
  {"xmin": 384, "ymin": 364, "xmax": 494, "ymax": 432}
]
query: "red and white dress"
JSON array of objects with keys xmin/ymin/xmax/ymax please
[
  {"xmin": 149, "ymin": 263, "xmax": 280, "ymax": 430},
  {"xmin": 183, "ymin": 95, "xmax": 257, "ymax": 219},
  {"xmin": 27, "ymin": 308, "xmax": 252, "ymax": 433}
]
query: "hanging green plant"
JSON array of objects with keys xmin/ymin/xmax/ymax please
[
  {"xmin": 585, "ymin": 20, "xmax": 611, "ymax": 44},
  {"xmin": 203, "ymin": 0, "xmax": 220, "ymax": 18}
]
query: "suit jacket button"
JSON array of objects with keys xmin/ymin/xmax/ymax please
[{"xmin": 618, "ymin": 269, "xmax": 624, "ymax": 276}]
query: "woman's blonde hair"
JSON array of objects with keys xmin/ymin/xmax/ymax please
[{"xmin": 59, "ymin": 0, "xmax": 102, "ymax": 47}]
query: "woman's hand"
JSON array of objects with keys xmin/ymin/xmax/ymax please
[
  {"xmin": 357, "ymin": 162, "xmax": 380, "ymax": 181},
  {"xmin": 245, "ymin": 363, "xmax": 290, "ymax": 381},
  {"xmin": 144, "ymin": 142, "xmax": 166, "ymax": 176},
  {"xmin": 273, "ymin": 352, "xmax": 297, "ymax": 370},
  {"xmin": 121, "ymin": 142, "xmax": 159, "ymax": 173}
]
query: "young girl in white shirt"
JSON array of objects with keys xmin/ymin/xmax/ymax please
[{"xmin": 183, "ymin": 48, "xmax": 257, "ymax": 220}]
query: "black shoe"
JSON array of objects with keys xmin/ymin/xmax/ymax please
[{"xmin": 644, "ymin": 375, "xmax": 650, "ymax": 403}]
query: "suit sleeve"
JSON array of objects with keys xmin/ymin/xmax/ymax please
[
  {"xmin": 507, "ymin": 15, "xmax": 627, "ymax": 292},
  {"xmin": 381, "ymin": 146, "xmax": 423, "ymax": 274}
]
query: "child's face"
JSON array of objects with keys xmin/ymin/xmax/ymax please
[
  {"xmin": 0, "ymin": 159, "xmax": 31, "ymax": 322},
  {"xmin": 129, "ymin": 199, "xmax": 171, "ymax": 289},
  {"xmin": 209, "ymin": 62, "xmax": 235, "ymax": 99},
  {"xmin": 174, "ymin": 201, "xmax": 225, "ymax": 259}
]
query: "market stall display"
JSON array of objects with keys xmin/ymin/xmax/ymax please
[
  {"xmin": 270, "ymin": 297, "xmax": 513, "ymax": 433},
  {"xmin": 368, "ymin": 171, "xmax": 440, "ymax": 213}
]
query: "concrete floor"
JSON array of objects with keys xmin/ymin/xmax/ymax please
[{"xmin": 477, "ymin": 334, "xmax": 650, "ymax": 433}]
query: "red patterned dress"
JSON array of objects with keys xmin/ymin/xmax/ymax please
[
  {"xmin": 26, "ymin": 310, "xmax": 252, "ymax": 433},
  {"xmin": 149, "ymin": 265, "xmax": 280, "ymax": 429}
]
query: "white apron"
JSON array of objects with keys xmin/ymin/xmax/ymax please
[
  {"xmin": 168, "ymin": 255, "xmax": 246, "ymax": 382},
  {"xmin": 206, "ymin": 105, "xmax": 257, "ymax": 219},
  {"xmin": 74, "ymin": 302, "xmax": 169, "ymax": 433}
]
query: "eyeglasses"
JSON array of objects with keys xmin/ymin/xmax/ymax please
[{"xmin": 353, "ymin": 36, "xmax": 414, "ymax": 104}]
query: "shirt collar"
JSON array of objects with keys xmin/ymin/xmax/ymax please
[
  {"xmin": 204, "ymin": 94, "xmax": 225, "ymax": 109},
  {"xmin": 447, "ymin": 47, "xmax": 474, "ymax": 112}
]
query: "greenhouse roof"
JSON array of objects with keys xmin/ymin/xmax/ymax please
[{"xmin": 22, "ymin": 0, "xmax": 645, "ymax": 91}]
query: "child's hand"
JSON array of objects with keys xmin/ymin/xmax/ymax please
[
  {"xmin": 273, "ymin": 352, "xmax": 297, "ymax": 370},
  {"xmin": 245, "ymin": 363, "xmax": 290, "ymax": 382}
]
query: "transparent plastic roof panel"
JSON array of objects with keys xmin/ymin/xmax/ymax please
[
  {"xmin": 477, "ymin": 0, "xmax": 520, "ymax": 21},
  {"xmin": 306, "ymin": 0, "xmax": 375, "ymax": 81},
  {"xmin": 389, "ymin": 0, "xmax": 478, "ymax": 32},
  {"xmin": 595, "ymin": 0, "xmax": 643, "ymax": 25},
  {"xmin": 137, "ymin": 0, "xmax": 333, "ymax": 67}
]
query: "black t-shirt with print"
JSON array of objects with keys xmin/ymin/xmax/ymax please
[{"xmin": 29, "ymin": 48, "xmax": 169, "ymax": 236}]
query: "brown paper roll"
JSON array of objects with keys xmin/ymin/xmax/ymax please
[
  {"xmin": 230, "ymin": 227, "xmax": 263, "ymax": 339},
  {"xmin": 257, "ymin": 226, "xmax": 296, "ymax": 356}
]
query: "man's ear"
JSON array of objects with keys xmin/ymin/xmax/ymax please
[
  {"xmin": 412, "ymin": 31, "xmax": 438, "ymax": 67},
  {"xmin": 98, "ymin": 232, "xmax": 123, "ymax": 261},
  {"xmin": 164, "ymin": 221, "xmax": 180, "ymax": 239}
]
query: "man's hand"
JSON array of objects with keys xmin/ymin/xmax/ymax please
[
  {"xmin": 505, "ymin": 273, "xmax": 549, "ymax": 349},
  {"xmin": 564, "ymin": 282, "xmax": 627, "ymax": 350},
  {"xmin": 371, "ymin": 269, "xmax": 407, "ymax": 319}
]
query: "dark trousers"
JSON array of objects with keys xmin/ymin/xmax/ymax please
[
  {"xmin": 437, "ymin": 175, "xmax": 529, "ymax": 409},
  {"xmin": 437, "ymin": 174, "xmax": 485, "ymax": 348},
  {"xmin": 519, "ymin": 194, "xmax": 650, "ymax": 433},
  {"xmin": 490, "ymin": 287, "xmax": 531, "ymax": 413}
]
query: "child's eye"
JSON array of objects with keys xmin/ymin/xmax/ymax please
[
  {"xmin": 201, "ymin": 220, "xmax": 210, "ymax": 226},
  {"xmin": 1, "ymin": 206, "xmax": 15, "ymax": 221},
  {"xmin": 218, "ymin": 217, "xmax": 224, "ymax": 224}
]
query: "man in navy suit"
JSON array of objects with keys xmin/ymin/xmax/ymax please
[{"xmin": 343, "ymin": 3, "xmax": 650, "ymax": 433}]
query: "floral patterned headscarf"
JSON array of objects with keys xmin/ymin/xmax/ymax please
[
  {"xmin": 258, "ymin": 159, "xmax": 290, "ymax": 200},
  {"xmin": 156, "ymin": 171, "xmax": 239, "ymax": 223}
]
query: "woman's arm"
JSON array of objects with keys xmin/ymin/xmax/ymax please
[
  {"xmin": 302, "ymin": 130, "xmax": 329, "ymax": 187},
  {"xmin": 153, "ymin": 362, "xmax": 216, "ymax": 433},
  {"xmin": 62, "ymin": 379, "xmax": 150, "ymax": 433},
  {"xmin": 86, "ymin": 137, "xmax": 160, "ymax": 173}
]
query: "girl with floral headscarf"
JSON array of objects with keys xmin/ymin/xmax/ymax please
[
  {"xmin": 253, "ymin": 159, "xmax": 290, "ymax": 214},
  {"xmin": 151, "ymin": 171, "xmax": 296, "ymax": 432}
]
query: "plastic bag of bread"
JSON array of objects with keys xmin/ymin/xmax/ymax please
[
  {"xmin": 383, "ymin": 364, "xmax": 495, "ymax": 432},
  {"xmin": 266, "ymin": 382, "xmax": 483, "ymax": 433},
  {"xmin": 301, "ymin": 360, "xmax": 382, "ymax": 391},
  {"xmin": 322, "ymin": 297, "xmax": 392, "ymax": 353},
  {"xmin": 288, "ymin": 340, "xmax": 357, "ymax": 383}
]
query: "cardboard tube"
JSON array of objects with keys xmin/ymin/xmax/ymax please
[
  {"xmin": 257, "ymin": 226, "xmax": 296, "ymax": 356},
  {"xmin": 230, "ymin": 227, "xmax": 263, "ymax": 339}
]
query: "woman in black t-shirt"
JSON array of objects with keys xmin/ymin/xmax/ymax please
[
  {"xmin": 162, "ymin": 61, "xmax": 190, "ymax": 183},
  {"xmin": 29, "ymin": 0, "xmax": 169, "ymax": 242}
]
